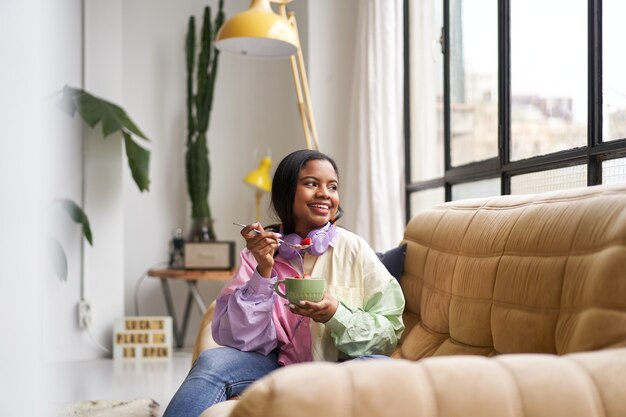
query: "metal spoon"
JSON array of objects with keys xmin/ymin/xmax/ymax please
[{"xmin": 233, "ymin": 222, "xmax": 311, "ymax": 250}]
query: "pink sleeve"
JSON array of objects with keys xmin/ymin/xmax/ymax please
[{"xmin": 211, "ymin": 250, "xmax": 278, "ymax": 355}]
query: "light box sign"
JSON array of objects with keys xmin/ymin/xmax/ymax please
[{"xmin": 113, "ymin": 316, "xmax": 172, "ymax": 360}]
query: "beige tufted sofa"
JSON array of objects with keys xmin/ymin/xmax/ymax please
[{"xmin": 195, "ymin": 184, "xmax": 626, "ymax": 417}]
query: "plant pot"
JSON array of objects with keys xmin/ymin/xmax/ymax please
[{"xmin": 188, "ymin": 217, "xmax": 217, "ymax": 242}]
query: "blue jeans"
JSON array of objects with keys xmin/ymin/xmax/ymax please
[{"xmin": 162, "ymin": 347, "xmax": 280, "ymax": 417}]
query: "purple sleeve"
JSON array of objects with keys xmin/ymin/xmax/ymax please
[{"xmin": 211, "ymin": 256, "xmax": 278, "ymax": 356}]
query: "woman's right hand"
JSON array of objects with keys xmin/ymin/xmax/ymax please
[{"xmin": 240, "ymin": 222, "xmax": 281, "ymax": 278}]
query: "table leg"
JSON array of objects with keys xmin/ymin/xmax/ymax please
[
  {"xmin": 159, "ymin": 277, "xmax": 211, "ymax": 349},
  {"xmin": 179, "ymin": 287, "xmax": 195, "ymax": 348},
  {"xmin": 160, "ymin": 278, "xmax": 183, "ymax": 348},
  {"xmin": 179, "ymin": 281, "xmax": 208, "ymax": 348},
  {"xmin": 187, "ymin": 281, "xmax": 207, "ymax": 314}
]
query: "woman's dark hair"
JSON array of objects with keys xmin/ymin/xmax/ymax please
[{"xmin": 271, "ymin": 149, "xmax": 343, "ymax": 234}]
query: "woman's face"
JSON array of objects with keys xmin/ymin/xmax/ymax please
[{"xmin": 292, "ymin": 159, "xmax": 339, "ymax": 237}]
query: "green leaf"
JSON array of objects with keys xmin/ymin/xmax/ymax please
[
  {"xmin": 186, "ymin": 16, "xmax": 197, "ymax": 145},
  {"xmin": 50, "ymin": 237, "xmax": 69, "ymax": 282},
  {"xmin": 123, "ymin": 132, "xmax": 151, "ymax": 192},
  {"xmin": 61, "ymin": 86, "xmax": 149, "ymax": 140},
  {"xmin": 81, "ymin": 93, "xmax": 147, "ymax": 140},
  {"xmin": 57, "ymin": 198, "xmax": 93, "ymax": 246},
  {"xmin": 59, "ymin": 85, "xmax": 152, "ymax": 192},
  {"xmin": 185, "ymin": 133, "xmax": 210, "ymax": 218}
]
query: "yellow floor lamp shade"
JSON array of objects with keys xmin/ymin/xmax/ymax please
[{"xmin": 215, "ymin": 0, "xmax": 298, "ymax": 58}]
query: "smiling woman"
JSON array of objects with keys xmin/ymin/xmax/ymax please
[{"xmin": 162, "ymin": 149, "xmax": 406, "ymax": 417}]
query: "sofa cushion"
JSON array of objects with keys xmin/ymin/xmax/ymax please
[
  {"xmin": 376, "ymin": 243, "xmax": 407, "ymax": 281},
  {"xmin": 225, "ymin": 347, "xmax": 626, "ymax": 417},
  {"xmin": 395, "ymin": 184, "xmax": 626, "ymax": 360}
]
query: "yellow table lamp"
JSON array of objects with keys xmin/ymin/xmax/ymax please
[{"xmin": 244, "ymin": 156, "xmax": 272, "ymax": 220}]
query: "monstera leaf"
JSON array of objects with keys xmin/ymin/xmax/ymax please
[{"xmin": 59, "ymin": 85, "xmax": 151, "ymax": 192}]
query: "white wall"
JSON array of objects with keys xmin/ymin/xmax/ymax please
[
  {"xmin": 1, "ymin": 2, "xmax": 47, "ymax": 414},
  {"xmin": 40, "ymin": 0, "xmax": 87, "ymax": 363},
  {"xmin": 0, "ymin": 0, "xmax": 107, "ymax": 410},
  {"xmin": 307, "ymin": 0, "xmax": 359, "ymax": 219},
  {"xmin": 82, "ymin": 0, "xmax": 127, "ymax": 358},
  {"xmin": 40, "ymin": 0, "xmax": 128, "ymax": 362}
]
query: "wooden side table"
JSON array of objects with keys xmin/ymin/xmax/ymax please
[{"xmin": 147, "ymin": 268, "xmax": 234, "ymax": 348}]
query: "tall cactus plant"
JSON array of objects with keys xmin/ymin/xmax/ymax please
[{"xmin": 185, "ymin": 1, "xmax": 225, "ymax": 241}]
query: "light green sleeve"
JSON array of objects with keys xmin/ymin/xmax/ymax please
[{"xmin": 324, "ymin": 277, "xmax": 405, "ymax": 357}]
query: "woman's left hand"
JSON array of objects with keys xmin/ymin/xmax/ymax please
[{"xmin": 288, "ymin": 292, "xmax": 339, "ymax": 323}]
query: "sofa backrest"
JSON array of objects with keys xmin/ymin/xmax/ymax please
[{"xmin": 393, "ymin": 184, "xmax": 626, "ymax": 360}]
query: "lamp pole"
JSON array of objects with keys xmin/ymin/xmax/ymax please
[{"xmin": 275, "ymin": 1, "xmax": 319, "ymax": 150}]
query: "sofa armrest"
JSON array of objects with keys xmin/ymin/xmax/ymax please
[
  {"xmin": 192, "ymin": 300, "xmax": 222, "ymax": 364},
  {"xmin": 223, "ymin": 348, "xmax": 626, "ymax": 417}
]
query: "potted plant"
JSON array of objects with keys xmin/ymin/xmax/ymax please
[
  {"xmin": 52, "ymin": 86, "xmax": 150, "ymax": 281},
  {"xmin": 185, "ymin": 1, "xmax": 225, "ymax": 242}
]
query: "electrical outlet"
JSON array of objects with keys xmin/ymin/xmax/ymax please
[{"xmin": 78, "ymin": 300, "xmax": 91, "ymax": 328}]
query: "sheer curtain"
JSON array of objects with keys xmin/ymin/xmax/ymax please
[
  {"xmin": 409, "ymin": 0, "xmax": 442, "ymax": 184},
  {"xmin": 344, "ymin": 0, "xmax": 405, "ymax": 251}
]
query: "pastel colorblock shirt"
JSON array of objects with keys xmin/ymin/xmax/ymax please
[{"xmin": 211, "ymin": 227, "xmax": 405, "ymax": 365}]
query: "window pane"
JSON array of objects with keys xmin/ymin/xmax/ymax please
[
  {"xmin": 451, "ymin": 178, "xmax": 500, "ymax": 200},
  {"xmin": 410, "ymin": 188, "xmax": 445, "ymax": 217},
  {"xmin": 409, "ymin": 0, "xmax": 444, "ymax": 182},
  {"xmin": 603, "ymin": 0, "xmax": 626, "ymax": 141},
  {"xmin": 449, "ymin": 0, "xmax": 498, "ymax": 167},
  {"xmin": 510, "ymin": 0, "xmax": 587, "ymax": 161},
  {"xmin": 602, "ymin": 158, "xmax": 626, "ymax": 185},
  {"xmin": 510, "ymin": 165, "xmax": 587, "ymax": 194}
]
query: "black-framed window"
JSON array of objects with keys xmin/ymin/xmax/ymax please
[{"xmin": 405, "ymin": 0, "xmax": 626, "ymax": 218}]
